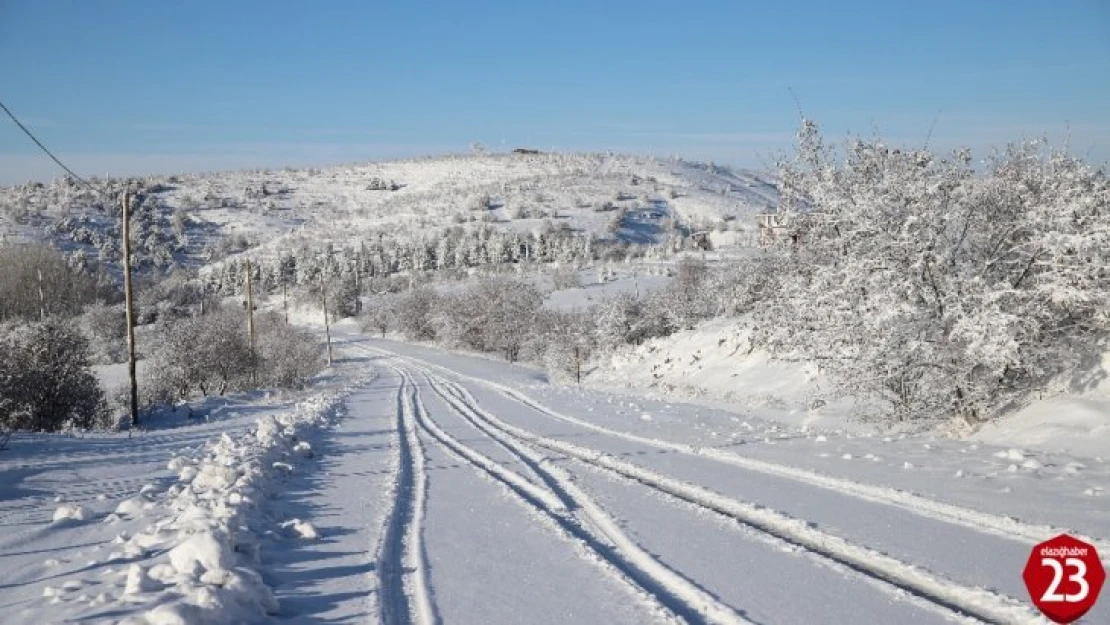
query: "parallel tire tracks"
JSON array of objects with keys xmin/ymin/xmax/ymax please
[
  {"xmin": 403, "ymin": 351, "xmax": 1109, "ymax": 558},
  {"xmin": 399, "ymin": 365, "xmax": 751, "ymax": 625},
  {"xmin": 403, "ymin": 360, "xmax": 1041, "ymax": 625},
  {"xmin": 376, "ymin": 371, "xmax": 438, "ymax": 625}
]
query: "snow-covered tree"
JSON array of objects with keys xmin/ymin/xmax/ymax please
[
  {"xmin": 0, "ymin": 319, "xmax": 106, "ymax": 434},
  {"xmin": 759, "ymin": 121, "xmax": 1110, "ymax": 423}
]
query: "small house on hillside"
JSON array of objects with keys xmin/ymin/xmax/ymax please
[
  {"xmin": 690, "ymin": 230, "xmax": 713, "ymax": 251},
  {"xmin": 756, "ymin": 213, "xmax": 791, "ymax": 247},
  {"xmin": 757, "ymin": 212, "xmax": 832, "ymax": 247}
]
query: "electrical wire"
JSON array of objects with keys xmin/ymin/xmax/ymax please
[{"xmin": 0, "ymin": 97, "xmax": 107, "ymax": 197}]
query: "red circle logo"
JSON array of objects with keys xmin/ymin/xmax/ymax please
[{"xmin": 1022, "ymin": 534, "xmax": 1105, "ymax": 623}]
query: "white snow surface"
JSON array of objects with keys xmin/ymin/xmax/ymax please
[
  {"xmin": 0, "ymin": 361, "xmax": 370, "ymax": 625},
  {"xmin": 972, "ymin": 351, "xmax": 1110, "ymax": 457},
  {"xmin": 2, "ymin": 331, "xmax": 1108, "ymax": 624},
  {"xmin": 590, "ymin": 316, "xmax": 1110, "ymax": 458}
]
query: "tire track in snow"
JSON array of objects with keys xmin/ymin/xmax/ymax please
[
  {"xmin": 398, "ymin": 365, "xmax": 753, "ymax": 625},
  {"xmin": 417, "ymin": 366, "xmax": 1041, "ymax": 625},
  {"xmin": 376, "ymin": 370, "xmax": 438, "ymax": 625},
  {"xmin": 399, "ymin": 350, "xmax": 1108, "ymax": 557}
]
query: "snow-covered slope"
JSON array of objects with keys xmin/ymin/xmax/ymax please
[
  {"xmin": 0, "ymin": 152, "xmax": 776, "ymax": 274},
  {"xmin": 586, "ymin": 318, "xmax": 864, "ymax": 431},
  {"xmin": 587, "ymin": 317, "xmax": 1110, "ymax": 457},
  {"xmin": 972, "ymin": 351, "xmax": 1110, "ymax": 457}
]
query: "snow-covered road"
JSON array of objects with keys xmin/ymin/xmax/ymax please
[
  {"xmin": 310, "ymin": 336, "xmax": 1107, "ymax": 624},
  {"xmin": 2, "ymin": 333, "xmax": 1106, "ymax": 624}
]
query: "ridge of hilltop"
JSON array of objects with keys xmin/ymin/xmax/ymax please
[{"xmin": 0, "ymin": 151, "xmax": 778, "ymax": 276}]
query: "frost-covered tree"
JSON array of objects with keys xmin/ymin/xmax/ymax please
[
  {"xmin": 0, "ymin": 319, "xmax": 106, "ymax": 434},
  {"xmin": 392, "ymin": 286, "xmax": 440, "ymax": 341},
  {"xmin": 255, "ymin": 312, "xmax": 323, "ymax": 389},
  {"xmin": 0, "ymin": 242, "xmax": 116, "ymax": 322},
  {"xmin": 759, "ymin": 121, "xmax": 1110, "ymax": 423},
  {"xmin": 470, "ymin": 277, "xmax": 544, "ymax": 362},
  {"xmin": 360, "ymin": 294, "xmax": 395, "ymax": 337},
  {"xmin": 145, "ymin": 306, "xmax": 253, "ymax": 401},
  {"xmin": 77, "ymin": 301, "xmax": 128, "ymax": 364}
]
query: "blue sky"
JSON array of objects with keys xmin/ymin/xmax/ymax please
[{"xmin": 1, "ymin": 0, "xmax": 1108, "ymax": 184}]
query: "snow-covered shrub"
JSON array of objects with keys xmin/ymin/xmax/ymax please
[
  {"xmin": 596, "ymin": 292, "xmax": 675, "ymax": 349},
  {"xmin": 77, "ymin": 301, "xmax": 128, "ymax": 364},
  {"xmin": 758, "ymin": 120, "xmax": 1110, "ymax": 424},
  {"xmin": 423, "ymin": 277, "xmax": 544, "ymax": 362},
  {"xmin": 709, "ymin": 255, "xmax": 781, "ymax": 317},
  {"xmin": 551, "ymin": 264, "xmax": 581, "ymax": 290},
  {"xmin": 255, "ymin": 313, "xmax": 324, "ymax": 389},
  {"xmin": 472, "ymin": 193, "xmax": 493, "ymax": 211},
  {"xmin": 429, "ymin": 290, "xmax": 484, "ymax": 350},
  {"xmin": 0, "ymin": 242, "xmax": 115, "ymax": 322},
  {"xmin": 391, "ymin": 286, "xmax": 441, "ymax": 341},
  {"xmin": 543, "ymin": 342, "xmax": 584, "ymax": 384},
  {"xmin": 538, "ymin": 310, "xmax": 596, "ymax": 384},
  {"xmin": 136, "ymin": 269, "xmax": 214, "ymax": 324},
  {"xmin": 171, "ymin": 207, "xmax": 189, "ymax": 245},
  {"xmin": 656, "ymin": 256, "xmax": 713, "ymax": 330},
  {"xmin": 0, "ymin": 319, "xmax": 106, "ymax": 433},
  {"xmin": 606, "ymin": 207, "xmax": 627, "ymax": 234},
  {"xmin": 145, "ymin": 306, "xmax": 253, "ymax": 402},
  {"xmin": 146, "ymin": 307, "xmax": 324, "ymax": 404}
]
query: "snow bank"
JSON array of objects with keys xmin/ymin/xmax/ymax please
[
  {"xmin": 587, "ymin": 318, "xmax": 861, "ymax": 431},
  {"xmin": 590, "ymin": 318, "xmax": 1110, "ymax": 456},
  {"xmin": 51, "ymin": 504, "xmax": 87, "ymax": 524},
  {"xmin": 973, "ymin": 351, "xmax": 1110, "ymax": 457},
  {"xmin": 96, "ymin": 391, "xmax": 349, "ymax": 624}
]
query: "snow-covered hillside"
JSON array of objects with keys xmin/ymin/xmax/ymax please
[{"xmin": 0, "ymin": 152, "xmax": 776, "ymax": 275}]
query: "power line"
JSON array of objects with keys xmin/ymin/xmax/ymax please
[
  {"xmin": 2, "ymin": 98, "xmax": 139, "ymax": 428},
  {"xmin": 0, "ymin": 98, "xmax": 105, "ymax": 196}
]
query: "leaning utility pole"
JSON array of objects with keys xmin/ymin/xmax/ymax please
[
  {"xmin": 244, "ymin": 258, "xmax": 256, "ymax": 382},
  {"xmin": 121, "ymin": 191, "xmax": 139, "ymax": 428}
]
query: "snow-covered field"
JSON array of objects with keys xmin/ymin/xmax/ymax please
[{"xmin": 3, "ymin": 330, "xmax": 1106, "ymax": 624}]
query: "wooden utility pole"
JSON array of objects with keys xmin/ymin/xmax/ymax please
[
  {"xmin": 321, "ymin": 278, "xmax": 333, "ymax": 366},
  {"xmin": 36, "ymin": 268, "xmax": 46, "ymax": 320},
  {"xmin": 574, "ymin": 346, "xmax": 582, "ymax": 385},
  {"xmin": 121, "ymin": 192, "xmax": 139, "ymax": 428},
  {"xmin": 352, "ymin": 257, "xmax": 362, "ymax": 315},
  {"xmin": 282, "ymin": 281, "xmax": 289, "ymax": 324},
  {"xmin": 244, "ymin": 258, "xmax": 256, "ymax": 382}
]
